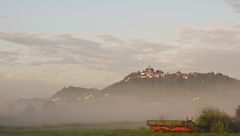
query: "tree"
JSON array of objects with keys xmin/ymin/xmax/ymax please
[
  {"xmin": 231, "ymin": 105, "xmax": 240, "ymax": 132},
  {"xmin": 19, "ymin": 105, "xmax": 37, "ymax": 124},
  {"xmin": 235, "ymin": 105, "xmax": 240, "ymax": 120},
  {"xmin": 196, "ymin": 107, "xmax": 233, "ymax": 132},
  {"xmin": 21, "ymin": 105, "xmax": 37, "ymax": 118}
]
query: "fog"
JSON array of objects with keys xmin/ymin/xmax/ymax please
[
  {"xmin": 0, "ymin": 79, "xmax": 62, "ymax": 100},
  {"xmin": 0, "ymin": 87, "xmax": 239, "ymax": 126}
]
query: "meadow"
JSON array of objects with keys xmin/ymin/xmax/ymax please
[{"xmin": 0, "ymin": 124, "xmax": 240, "ymax": 136}]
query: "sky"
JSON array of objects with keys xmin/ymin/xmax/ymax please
[{"xmin": 0, "ymin": 0, "xmax": 240, "ymax": 99}]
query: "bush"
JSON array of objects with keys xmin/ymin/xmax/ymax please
[{"xmin": 196, "ymin": 107, "xmax": 233, "ymax": 132}]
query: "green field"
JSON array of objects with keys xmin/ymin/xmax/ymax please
[{"xmin": 0, "ymin": 125, "xmax": 240, "ymax": 136}]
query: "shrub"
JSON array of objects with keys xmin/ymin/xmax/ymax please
[{"xmin": 196, "ymin": 107, "xmax": 233, "ymax": 132}]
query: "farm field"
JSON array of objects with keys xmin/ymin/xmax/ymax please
[{"xmin": 0, "ymin": 124, "xmax": 240, "ymax": 136}]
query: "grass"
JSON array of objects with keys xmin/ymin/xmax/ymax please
[{"xmin": 0, "ymin": 124, "xmax": 240, "ymax": 136}]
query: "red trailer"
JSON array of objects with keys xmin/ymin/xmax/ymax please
[{"xmin": 147, "ymin": 118, "xmax": 194, "ymax": 132}]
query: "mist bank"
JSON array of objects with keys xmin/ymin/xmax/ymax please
[
  {"xmin": 1, "ymin": 68, "xmax": 240, "ymax": 125},
  {"xmin": 1, "ymin": 89, "xmax": 239, "ymax": 126}
]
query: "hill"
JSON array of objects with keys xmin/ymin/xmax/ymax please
[{"xmin": 51, "ymin": 67, "xmax": 240, "ymax": 103}]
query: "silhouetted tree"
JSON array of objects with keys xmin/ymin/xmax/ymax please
[
  {"xmin": 22, "ymin": 105, "xmax": 37, "ymax": 116},
  {"xmin": 236, "ymin": 105, "xmax": 240, "ymax": 120},
  {"xmin": 19, "ymin": 105, "xmax": 37, "ymax": 124},
  {"xmin": 231, "ymin": 105, "xmax": 240, "ymax": 132}
]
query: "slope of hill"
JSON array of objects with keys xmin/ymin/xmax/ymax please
[
  {"xmin": 51, "ymin": 86, "xmax": 99, "ymax": 102},
  {"xmin": 51, "ymin": 67, "xmax": 240, "ymax": 102}
]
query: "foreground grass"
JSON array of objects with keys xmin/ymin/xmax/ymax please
[{"xmin": 0, "ymin": 125, "xmax": 240, "ymax": 136}]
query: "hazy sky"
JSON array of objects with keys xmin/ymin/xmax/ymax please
[{"xmin": 0, "ymin": 0, "xmax": 240, "ymax": 99}]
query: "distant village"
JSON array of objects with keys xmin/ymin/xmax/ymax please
[{"xmin": 124, "ymin": 66, "xmax": 226, "ymax": 82}]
